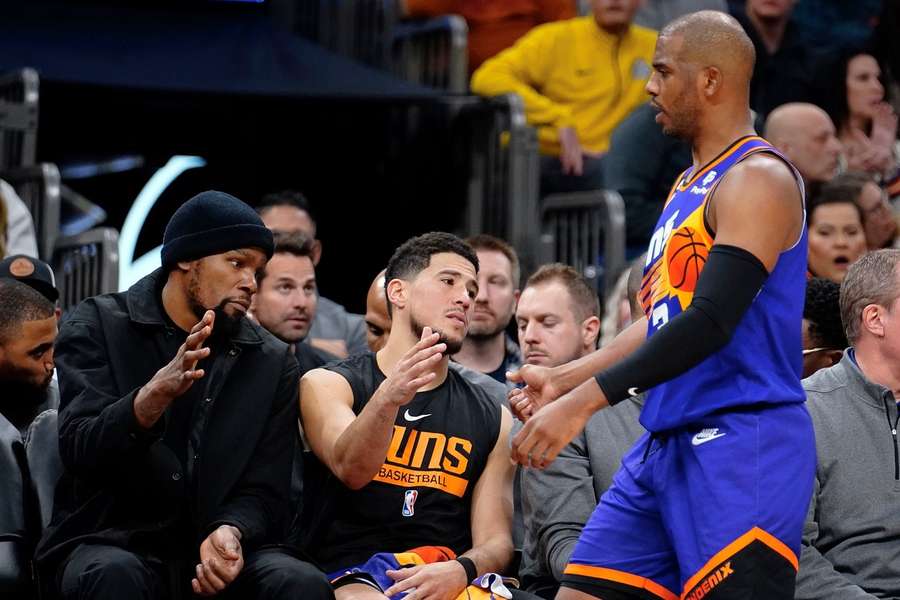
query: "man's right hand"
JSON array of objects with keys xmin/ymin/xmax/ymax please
[
  {"xmin": 377, "ymin": 327, "xmax": 446, "ymax": 408},
  {"xmin": 558, "ymin": 126, "xmax": 584, "ymax": 176},
  {"xmin": 506, "ymin": 364, "xmax": 561, "ymax": 421},
  {"xmin": 133, "ymin": 310, "xmax": 215, "ymax": 429}
]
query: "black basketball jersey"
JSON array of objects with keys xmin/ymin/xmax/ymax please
[{"xmin": 307, "ymin": 352, "xmax": 502, "ymax": 571}]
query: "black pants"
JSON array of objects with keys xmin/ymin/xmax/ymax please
[
  {"xmin": 58, "ymin": 543, "xmax": 332, "ymax": 600},
  {"xmin": 539, "ymin": 155, "xmax": 605, "ymax": 198}
]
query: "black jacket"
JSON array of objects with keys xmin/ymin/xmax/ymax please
[{"xmin": 36, "ymin": 270, "xmax": 300, "ymax": 567}]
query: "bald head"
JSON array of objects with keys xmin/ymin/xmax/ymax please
[
  {"xmin": 661, "ymin": 11, "xmax": 755, "ymax": 87},
  {"xmin": 765, "ymin": 103, "xmax": 842, "ymax": 183},
  {"xmin": 365, "ymin": 269, "xmax": 391, "ymax": 351}
]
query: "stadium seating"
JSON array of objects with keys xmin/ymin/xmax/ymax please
[
  {"xmin": 540, "ymin": 191, "xmax": 627, "ymax": 299},
  {"xmin": 2, "ymin": 163, "xmax": 62, "ymax": 262},
  {"xmin": 51, "ymin": 227, "xmax": 120, "ymax": 313},
  {"xmin": 0, "ymin": 68, "xmax": 38, "ymax": 171}
]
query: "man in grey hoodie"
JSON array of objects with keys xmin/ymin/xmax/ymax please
[{"xmin": 798, "ymin": 248, "xmax": 900, "ymax": 599}]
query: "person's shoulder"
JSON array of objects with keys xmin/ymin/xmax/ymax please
[{"xmin": 449, "ymin": 362, "xmax": 507, "ymax": 409}]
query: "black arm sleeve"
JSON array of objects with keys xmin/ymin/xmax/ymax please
[{"xmin": 594, "ymin": 244, "xmax": 769, "ymax": 405}]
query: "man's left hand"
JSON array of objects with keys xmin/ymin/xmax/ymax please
[
  {"xmin": 511, "ymin": 391, "xmax": 595, "ymax": 468},
  {"xmin": 383, "ymin": 560, "xmax": 469, "ymax": 600},
  {"xmin": 192, "ymin": 525, "xmax": 244, "ymax": 596}
]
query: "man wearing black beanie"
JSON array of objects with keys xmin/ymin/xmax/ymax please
[{"xmin": 37, "ymin": 191, "xmax": 332, "ymax": 600}]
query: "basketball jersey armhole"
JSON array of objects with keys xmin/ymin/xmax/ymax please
[{"xmin": 701, "ymin": 148, "xmax": 806, "ymax": 249}]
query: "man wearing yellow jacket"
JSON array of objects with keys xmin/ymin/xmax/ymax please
[{"xmin": 471, "ymin": 0, "xmax": 657, "ymax": 194}]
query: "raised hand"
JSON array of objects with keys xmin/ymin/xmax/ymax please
[
  {"xmin": 133, "ymin": 310, "xmax": 214, "ymax": 429},
  {"xmin": 506, "ymin": 363, "xmax": 560, "ymax": 421},
  {"xmin": 378, "ymin": 327, "xmax": 446, "ymax": 408}
]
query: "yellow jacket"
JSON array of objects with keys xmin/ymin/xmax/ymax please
[{"xmin": 471, "ymin": 17, "xmax": 657, "ymax": 156}]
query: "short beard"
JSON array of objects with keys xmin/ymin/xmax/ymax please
[
  {"xmin": 466, "ymin": 321, "xmax": 508, "ymax": 342},
  {"xmin": 186, "ymin": 266, "xmax": 244, "ymax": 347},
  {"xmin": 0, "ymin": 374, "xmax": 50, "ymax": 429},
  {"xmin": 410, "ymin": 316, "xmax": 463, "ymax": 355}
]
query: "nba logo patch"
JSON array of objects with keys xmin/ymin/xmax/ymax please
[{"xmin": 402, "ymin": 490, "xmax": 418, "ymax": 517}]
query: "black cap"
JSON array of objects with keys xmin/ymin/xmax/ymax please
[
  {"xmin": 0, "ymin": 254, "xmax": 59, "ymax": 302},
  {"xmin": 161, "ymin": 190, "xmax": 274, "ymax": 269}
]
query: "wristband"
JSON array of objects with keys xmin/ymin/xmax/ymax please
[{"xmin": 456, "ymin": 556, "xmax": 477, "ymax": 583}]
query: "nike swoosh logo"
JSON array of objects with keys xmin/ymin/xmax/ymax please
[
  {"xmin": 404, "ymin": 409, "xmax": 432, "ymax": 422},
  {"xmin": 691, "ymin": 432, "xmax": 726, "ymax": 446},
  {"xmin": 627, "ymin": 387, "xmax": 640, "ymax": 397}
]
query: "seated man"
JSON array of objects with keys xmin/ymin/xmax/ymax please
[
  {"xmin": 452, "ymin": 235, "xmax": 521, "ymax": 387},
  {"xmin": 302, "ymin": 232, "xmax": 514, "ymax": 600},
  {"xmin": 36, "ymin": 191, "xmax": 331, "ymax": 600},
  {"xmin": 0, "ymin": 278, "xmax": 57, "ymax": 436},
  {"xmin": 251, "ymin": 230, "xmax": 336, "ymax": 373},
  {"xmin": 797, "ymin": 249, "xmax": 900, "ymax": 599},
  {"xmin": 365, "ymin": 269, "xmax": 392, "ymax": 353},
  {"xmin": 516, "ymin": 264, "xmax": 644, "ymax": 599},
  {"xmin": 765, "ymin": 102, "xmax": 843, "ymax": 191},
  {"xmin": 471, "ymin": 0, "xmax": 656, "ymax": 196},
  {"xmin": 257, "ymin": 190, "xmax": 367, "ymax": 358}
]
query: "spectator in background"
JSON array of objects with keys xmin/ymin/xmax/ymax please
[
  {"xmin": 471, "ymin": 0, "xmax": 656, "ymax": 197},
  {"xmin": 731, "ymin": 0, "xmax": 821, "ymax": 118},
  {"xmin": 602, "ymin": 103, "xmax": 692, "ymax": 248},
  {"xmin": 807, "ymin": 190, "xmax": 868, "ymax": 283},
  {"xmin": 634, "ymin": 0, "xmax": 727, "ymax": 30},
  {"xmin": 599, "ymin": 253, "xmax": 646, "ymax": 347},
  {"xmin": 251, "ymin": 231, "xmax": 336, "ymax": 374},
  {"xmin": 452, "ymin": 234, "xmax": 520, "ymax": 386},
  {"xmin": 824, "ymin": 171, "xmax": 898, "ymax": 249},
  {"xmin": 299, "ymin": 233, "xmax": 514, "ymax": 600},
  {"xmin": 1, "ymin": 179, "xmax": 39, "ymax": 259},
  {"xmin": 765, "ymin": 102, "xmax": 843, "ymax": 189},
  {"xmin": 802, "ymin": 278, "xmax": 846, "ymax": 378},
  {"xmin": 37, "ymin": 191, "xmax": 330, "ymax": 600},
  {"xmin": 797, "ymin": 249, "xmax": 900, "ymax": 599},
  {"xmin": 517, "ymin": 263, "xmax": 643, "ymax": 599},
  {"xmin": 365, "ymin": 269, "xmax": 392, "ymax": 352},
  {"xmin": 821, "ymin": 51, "xmax": 900, "ymax": 196},
  {"xmin": 400, "ymin": 0, "xmax": 575, "ymax": 73},
  {"xmin": 256, "ymin": 190, "xmax": 367, "ymax": 358},
  {"xmin": 0, "ymin": 279, "xmax": 57, "ymax": 437}
]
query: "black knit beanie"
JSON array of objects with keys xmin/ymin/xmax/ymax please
[{"xmin": 161, "ymin": 190, "xmax": 274, "ymax": 269}]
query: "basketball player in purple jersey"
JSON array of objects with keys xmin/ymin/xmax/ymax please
[{"xmin": 508, "ymin": 11, "xmax": 814, "ymax": 600}]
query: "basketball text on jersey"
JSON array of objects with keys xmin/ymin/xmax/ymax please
[{"xmin": 373, "ymin": 425, "xmax": 473, "ymax": 497}]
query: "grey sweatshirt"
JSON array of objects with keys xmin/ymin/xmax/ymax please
[
  {"xmin": 519, "ymin": 397, "xmax": 645, "ymax": 585},
  {"xmin": 797, "ymin": 351, "xmax": 900, "ymax": 599}
]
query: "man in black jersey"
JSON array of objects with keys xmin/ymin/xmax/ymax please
[{"xmin": 301, "ymin": 232, "xmax": 515, "ymax": 600}]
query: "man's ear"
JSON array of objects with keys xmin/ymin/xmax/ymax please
[
  {"xmin": 582, "ymin": 316, "xmax": 601, "ymax": 350},
  {"xmin": 387, "ymin": 278, "xmax": 408, "ymax": 313},
  {"xmin": 175, "ymin": 260, "xmax": 194, "ymax": 273},
  {"xmin": 824, "ymin": 349, "xmax": 843, "ymax": 368},
  {"xmin": 311, "ymin": 240, "xmax": 323, "ymax": 266},
  {"xmin": 701, "ymin": 65, "xmax": 723, "ymax": 98},
  {"xmin": 861, "ymin": 303, "xmax": 885, "ymax": 338}
]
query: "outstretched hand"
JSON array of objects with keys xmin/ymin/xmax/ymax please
[{"xmin": 506, "ymin": 364, "xmax": 561, "ymax": 421}]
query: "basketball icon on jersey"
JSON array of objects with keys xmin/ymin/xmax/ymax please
[
  {"xmin": 402, "ymin": 490, "xmax": 419, "ymax": 517},
  {"xmin": 665, "ymin": 226, "xmax": 709, "ymax": 293}
]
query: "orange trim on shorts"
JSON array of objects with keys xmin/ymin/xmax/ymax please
[
  {"xmin": 564, "ymin": 564, "xmax": 678, "ymax": 600},
  {"xmin": 680, "ymin": 526, "xmax": 798, "ymax": 598}
]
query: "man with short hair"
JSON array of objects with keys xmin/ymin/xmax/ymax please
[
  {"xmin": 511, "ymin": 12, "xmax": 814, "ymax": 599},
  {"xmin": 801, "ymin": 277, "xmax": 846, "ymax": 378},
  {"xmin": 516, "ymin": 264, "xmax": 644, "ymax": 599},
  {"xmin": 471, "ymin": 0, "xmax": 656, "ymax": 195},
  {"xmin": 37, "ymin": 191, "xmax": 331, "ymax": 600},
  {"xmin": 797, "ymin": 249, "xmax": 900, "ymax": 599},
  {"xmin": 765, "ymin": 102, "xmax": 843, "ymax": 187},
  {"xmin": 257, "ymin": 190, "xmax": 367, "ymax": 358},
  {"xmin": 452, "ymin": 234, "xmax": 521, "ymax": 385},
  {"xmin": 251, "ymin": 230, "xmax": 335, "ymax": 373},
  {"xmin": 301, "ymin": 232, "xmax": 514, "ymax": 600},
  {"xmin": 0, "ymin": 278, "xmax": 57, "ymax": 436}
]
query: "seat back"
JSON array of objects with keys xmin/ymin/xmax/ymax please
[
  {"xmin": 0, "ymin": 68, "xmax": 39, "ymax": 170},
  {"xmin": 52, "ymin": 227, "xmax": 120, "ymax": 313},
  {"xmin": 2, "ymin": 163, "xmax": 62, "ymax": 261}
]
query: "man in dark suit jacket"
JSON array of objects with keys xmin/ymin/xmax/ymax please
[{"xmin": 37, "ymin": 191, "xmax": 332, "ymax": 600}]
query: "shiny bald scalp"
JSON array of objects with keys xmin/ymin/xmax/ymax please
[{"xmin": 660, "ymin": 10, "xmax": 755, "ymax": 85}]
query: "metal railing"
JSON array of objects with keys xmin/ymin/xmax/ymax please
[
  {"xmin": 2, "ymin": 163, "xmax": 61, "ymax": 261},
  {"xmin": 392, "ymin": 15, "xmax": 468, "ymax": 93},
  {"xmin": 539, "ymin": 190, "xmax": 627, "ymax": 300},
  {"xmin": 52, "ymin": 228, "xmax": 120, "ymax": 313},
  {"xmin": 0, "ymin": 68, "xmax": 39, "ymax": 170}
]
